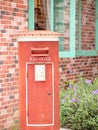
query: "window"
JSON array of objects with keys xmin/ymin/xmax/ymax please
[
  {"xmin": 76, "ymin": 0, "xmax": 98, "ymax": 56},
  {"xmin": 28, "ymin": 0, "xmax": 98, "ymax": 57},
  {"xmin": 28, "ymin": 0, "xmax": 54, "ymax": 31},
  {"xmin": 34, "ymin": 0, "xmax": 50, "ymax": 30}
]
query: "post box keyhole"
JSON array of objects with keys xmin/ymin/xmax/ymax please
[{"xmin": 48, "ymin": 92, "xmax": 51, "ymax": 96}]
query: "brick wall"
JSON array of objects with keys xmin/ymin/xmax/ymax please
[
  {"xmin": 59, "ymin": 56, "xmax": 98, "ymax": 85},
  {"xmin": 59, "ymin": 0, "xmax": 98, "ymax": 84},
  {"xmin": 0, "ymin": 0, "xmax": 28, "ymax": 129},
  {"xmin": 0, "ymin": 0, "xmax": 98, "ymax": 130}
]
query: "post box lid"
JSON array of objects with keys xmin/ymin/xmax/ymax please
[{"xmin": 14, "ymin": 31, "xmax": 62, "ymax": 41}]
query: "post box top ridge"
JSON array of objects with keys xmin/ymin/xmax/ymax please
[{"xmin": 14, "ymin": 30, "xmax": 62, "ymax": 38}]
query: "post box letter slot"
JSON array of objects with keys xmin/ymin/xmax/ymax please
[{"xmin": 31, "ymin": 47, "xmax": 49, "ymax": 56}]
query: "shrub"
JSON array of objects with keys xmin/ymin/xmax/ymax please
[
  {"xmin": 60, "ymin": 77, "xmax": 98, "ymax": 130},
  {"xmin": 12, "ymin": 121, "xmax": 19, "ymax": 130}
]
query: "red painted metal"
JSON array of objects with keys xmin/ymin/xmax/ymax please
[
  {"xmin": 18, "ymin": 32, "xmax": 60, "ymax": 130},
  {"xmin": 27, "ymin": 63, "xmax": 53, "ymax": 125}
]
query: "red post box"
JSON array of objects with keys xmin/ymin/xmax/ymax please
[{"xmin": 17, "ymin": 31, "xmax": 61, "ymax": 130}]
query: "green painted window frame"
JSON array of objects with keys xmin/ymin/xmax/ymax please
[
  {"xmin": 59, "ymin": 0, "xmax": 76, "ymax": 58},
  {"xmin": 76, "ymin": 0, "xmax": 98, "ymax": 56},
  {"xmin": 28, "ymin": 0, "xmax": 54, "ymax": 31},
  {"xmin": 28, "ymin": 0, "xmax": 98, "ymax": 58}
]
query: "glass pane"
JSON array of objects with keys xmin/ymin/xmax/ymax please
[
  {"xmin": 54, "ymin": 0, "xmax": 64, "ymax": 33},
  {"xmin": 54, "ymin": 0, "xmax": 70, "ymax": 51},
  {"xmin": 81, "ymin": 0, "xmax": 96, "ymax": 50},
  {"xmin": 64, "ymin": 0, "xmax": 70, "ymax": 51},
  {"xmin": 76, "ymin": 0, "xmax": 96, "ymax": 51},
  {"xmin": 34, "ymin": 0, "xmax": 50, "ymax": 30}
]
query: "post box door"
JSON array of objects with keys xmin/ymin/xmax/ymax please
[{"xmin": 26, "ymin": 62, "xmax": 54, "ymax": 126}]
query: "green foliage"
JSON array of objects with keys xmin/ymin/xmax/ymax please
[
  {"xmin": 12, "ymin": 121, "xmax": 19, "ymax": 130},
  {"xmin": 60, "ymin": 77, "xmax": 98, "ymax": 130}
]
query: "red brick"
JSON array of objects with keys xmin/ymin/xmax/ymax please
[{"xmin": 1, "ymin": 20, "xmax": 11, "ymax": 25}]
